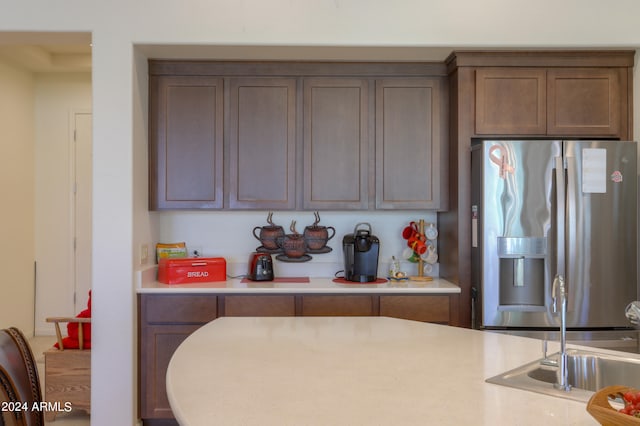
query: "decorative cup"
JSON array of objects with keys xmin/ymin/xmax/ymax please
[
  {"xmin": 402, "ymin": 222, "xmax": 419, "ymax": 239},
  {"xmin": 425, "ymin": 223, "xmax": 439, "ymax": 240},
  {"xmin": 303, "ymin": 225, "xmax": 336, "ymax": 251},
  {"xmin": 421, "ymin": 246, "xmax": 438, "ymax": 264},
  {"xmin": 253, "ymin": 225, "xmax": 285, "ymax": 250},
  {"xmin": 408, "ymin": 238, "xmax": 427, "ymax": 255},
  {"xmin": 402, "ymin": 247, "xmax": 419, "ymax": 263},
  {"xmin": 281, "ymin": 234, "xmax": 306, "ymax": 258}
]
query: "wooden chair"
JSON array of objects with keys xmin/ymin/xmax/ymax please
[
  {"xmin": 0, "ymin": 327, "xmax": 44, "ymax": 426},
  {"xmin": 43, "ymin": 318, "xmax": 91, "ymax": 422}
]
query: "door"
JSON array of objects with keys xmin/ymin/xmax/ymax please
[
  {"xmin": 228, "ymin": 78, "xmax": 297, "ymax": 209},
  {"xmin": 563, "ymin": 141, "xmax": 637, "ymax": 327},
  {"xmin": 475, "ymin": 140, "xmax": 561, "ymax": 328},
  {"xmin": 35, "ymin": 110, "xmax": 92, "ymax": 333},
  {"xmin": 547, "ymin": 69, "xmax": 622, "ymax": 136},
  {"xmin": 475, "ymin": 68, "xmax": 547, "ymax": 135},
  {"xmin": 149, "ymin": 76, "xmax": 224, "ymax": 209},
  {"xmin": 303, "ymin": 78, "xmax": 369, "ymax": 209},
  {"xmin": 375, "ymin": 78, "xmax": 445, "ymax": 209},
  {"xmin": 73, "ymin": 112, "xmax": 92, "ymax": 312}
]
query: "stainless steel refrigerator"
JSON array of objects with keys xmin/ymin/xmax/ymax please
[{"xmin": 471, "ymin": 140, "xmax": 639, "ymax": 351}]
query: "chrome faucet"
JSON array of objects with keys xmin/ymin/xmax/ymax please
[{"xmin": 552, "ymin": 274, "xmax": 571, "ymax": 391}]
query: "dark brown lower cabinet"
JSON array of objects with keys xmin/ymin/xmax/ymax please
[
  {"xmin": 223, "ymin": 295, "xmax": 296, "ymax": 316},
  {"xmin": 380, "ymin": 295, "xmax": 451, "ymax": 323},
  {"xmin": 139, "ymin": 295, "xmax": 218, "ymax": 426},
  {"xmin": 300, "ymin": 295, "xmax": 376, "ymax": 316},
  {"xmin": 138, "ymin": 292, "xmax": 458, "ymax": 425}
]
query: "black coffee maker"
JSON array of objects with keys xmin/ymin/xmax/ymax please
[{"xmin": 342, "ymin": 223, "xmax": 380, "ymax": 282}]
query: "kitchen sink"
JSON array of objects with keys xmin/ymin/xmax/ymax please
[{"xmin": 486, "ymin": 348, "xmax": 640, "ymax": 402}]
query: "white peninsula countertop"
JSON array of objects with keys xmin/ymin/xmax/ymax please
[{"xmin": 167, "ymin": 316, "xmax": 600, "ymax": 426}]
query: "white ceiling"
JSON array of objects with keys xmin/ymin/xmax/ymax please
[{"xmin": 0, "ymin": 32, "xmax": 91, "ymax": 72}]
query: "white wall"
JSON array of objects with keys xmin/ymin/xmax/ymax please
[
  {"xmin": 0, "ymin": 60, "xmax": 35, "ymax": 334},
  {"xmin": 33, "ymin": 73, "xmax": 92, "ymax": 335},
  {"xmin": 155, "ymin": 211, "xmax": 439, "ymax": 278},
  {"xmin": 3, "ymin": 1, "xmax": 640, "ymax": 425}
]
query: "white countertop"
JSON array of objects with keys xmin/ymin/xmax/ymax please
[
  {"xmin": 137, "ymin": 268, "xmax": 460, "ymax": 294},
  {"xmin": 166, "ymin": 317, "xmax": 600, "ymax": 426}
]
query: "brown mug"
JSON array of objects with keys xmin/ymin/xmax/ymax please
[
  {"xmin": 253, "ymin": 225, "xmax": 285, "ymax": 250},
  {"xmin": 281, "ymin": 233, "xmax": 306, "ymax": 258},
  {"xmin": 303, "ymin": 225, "xmax": 336, "ymax": 251}
]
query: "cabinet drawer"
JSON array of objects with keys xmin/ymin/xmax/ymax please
[
  {"xmin": 224, "ymin": 295, "xmax": 295, "ymax": 316},
  {"xmin": 301, "ymin": 295, "xmax": 375, "ymax": 316},
  {"xmin": 143, "ymin": 294, "xmax": 218, "ymax": 324},
  {"xmin": 380, "ymin": 295, "xmax": 450, "ymax": 323}
]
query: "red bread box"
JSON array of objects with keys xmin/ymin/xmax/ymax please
[{"xmin": 158, "ymin": 257, "xmax": 227, "ymax": 284}]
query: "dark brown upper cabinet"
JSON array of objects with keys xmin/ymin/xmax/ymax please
[
  {"xmin": 148, "ymin": 60, "xmax": 449, "ymax": 211},
  {"xmin": 303, "ymin": 78, "xmax": 370, "ymax": 210},
  {"xmin": 475, "ymin": 65, "xmax": 628, "ymax": 137},
  {"xmin": 546, "ymin": 68, "xmax": 623, "ymax": 136},
  {"xmin": 475, "ymin": 68, "xmax": 546, "ymax": 135},
  {"xmin": 149, "ymin": 76, "xmax": 224, "ymax": 209},
  {"xmin": 375, "ymin": 78, "xmax": 447, "ymax": 210},
  {"xmin": 228, "ymin": 77, "xmax": 297, "ymax": 209}
]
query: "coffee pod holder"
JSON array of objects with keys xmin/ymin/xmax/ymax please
[{"xmin": 409, "ymin": 219, "xmax": 434, "ymax": 282}]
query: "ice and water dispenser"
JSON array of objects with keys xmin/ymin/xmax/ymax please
[{"xmin": 497, "ymin": 237, "xmax": 547, "ymax": 309}]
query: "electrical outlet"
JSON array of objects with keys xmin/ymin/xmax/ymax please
[
  {"xmin": 188, "ymin": 246, "xmax": 203, "ymax": 258},
  {"xmin": 140, "ymin": 244, "xmax": 149, "ymax": 265}
]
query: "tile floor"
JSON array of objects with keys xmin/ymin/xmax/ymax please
[{"xmin": 29, "ymin": 336, "xmax": 91, "ymax": 426}]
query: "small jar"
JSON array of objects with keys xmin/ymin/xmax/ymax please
[{"xmin": 388, "ymin": 256, "xmax": 400, "ymax": 278}]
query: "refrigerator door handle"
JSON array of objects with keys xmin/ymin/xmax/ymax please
[{"xmin": 554, "ymin": 156, "xmax": 566, "ymax": 279}]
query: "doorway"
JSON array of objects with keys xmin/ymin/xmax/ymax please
[
  {"xmin": 34, "ymin": 102, "xmax": 92, "ymax": 335},
  {"xmin": 0, "ymin": 34, "xmax": 92, "ymax": 335},
  {"xmin": 72, "ymin": 111, "xmax": 92, "ymax": 312}
]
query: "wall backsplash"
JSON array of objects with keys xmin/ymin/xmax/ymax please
[{"xmin": 154, "ymin": 210, "xmax": 439, "ymax": 279}]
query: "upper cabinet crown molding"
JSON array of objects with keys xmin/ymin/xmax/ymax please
[
  {"xmin": 446, "ymin": 50, "xmax": 635, "ymax": 72},
  {"xmin": 149, "ymin": 60, "xmax": 447, "ymax": 77}
]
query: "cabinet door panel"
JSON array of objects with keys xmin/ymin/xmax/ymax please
[
  {"xmin": 301, "ymin": 295, "xmax": 375, "ymax": 316},
  {"xmin": 224, "ymin": 295, "xmax": 296, "ymax": 316},
  {"xmin": 376, "ymin": 78, "xmax": 444, "ymax": 209},
  {"xmin": 150, "ymin": 76, "xmax": 224, "ymax": 209},
  {"xmin": 140, "ymin": 324, "xmax": 203, "ymax": 419},
  {"xmin": 475, "ymin": 68, "xmax": 546, "ymax": 135},
  {"xmin": 303, "ymin": 78, "xmax": 369, "ymax": 209},
  {"xmin": 380, "ymin": 295, "xmax": 450, "ymax": 324},
  {"xmin": 547, "ymin": 68, "xmax": 621, "ymax": 136},
  {"xmin": 228, "ymin": 78, "xmax": 297, "ymax": 209}
]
